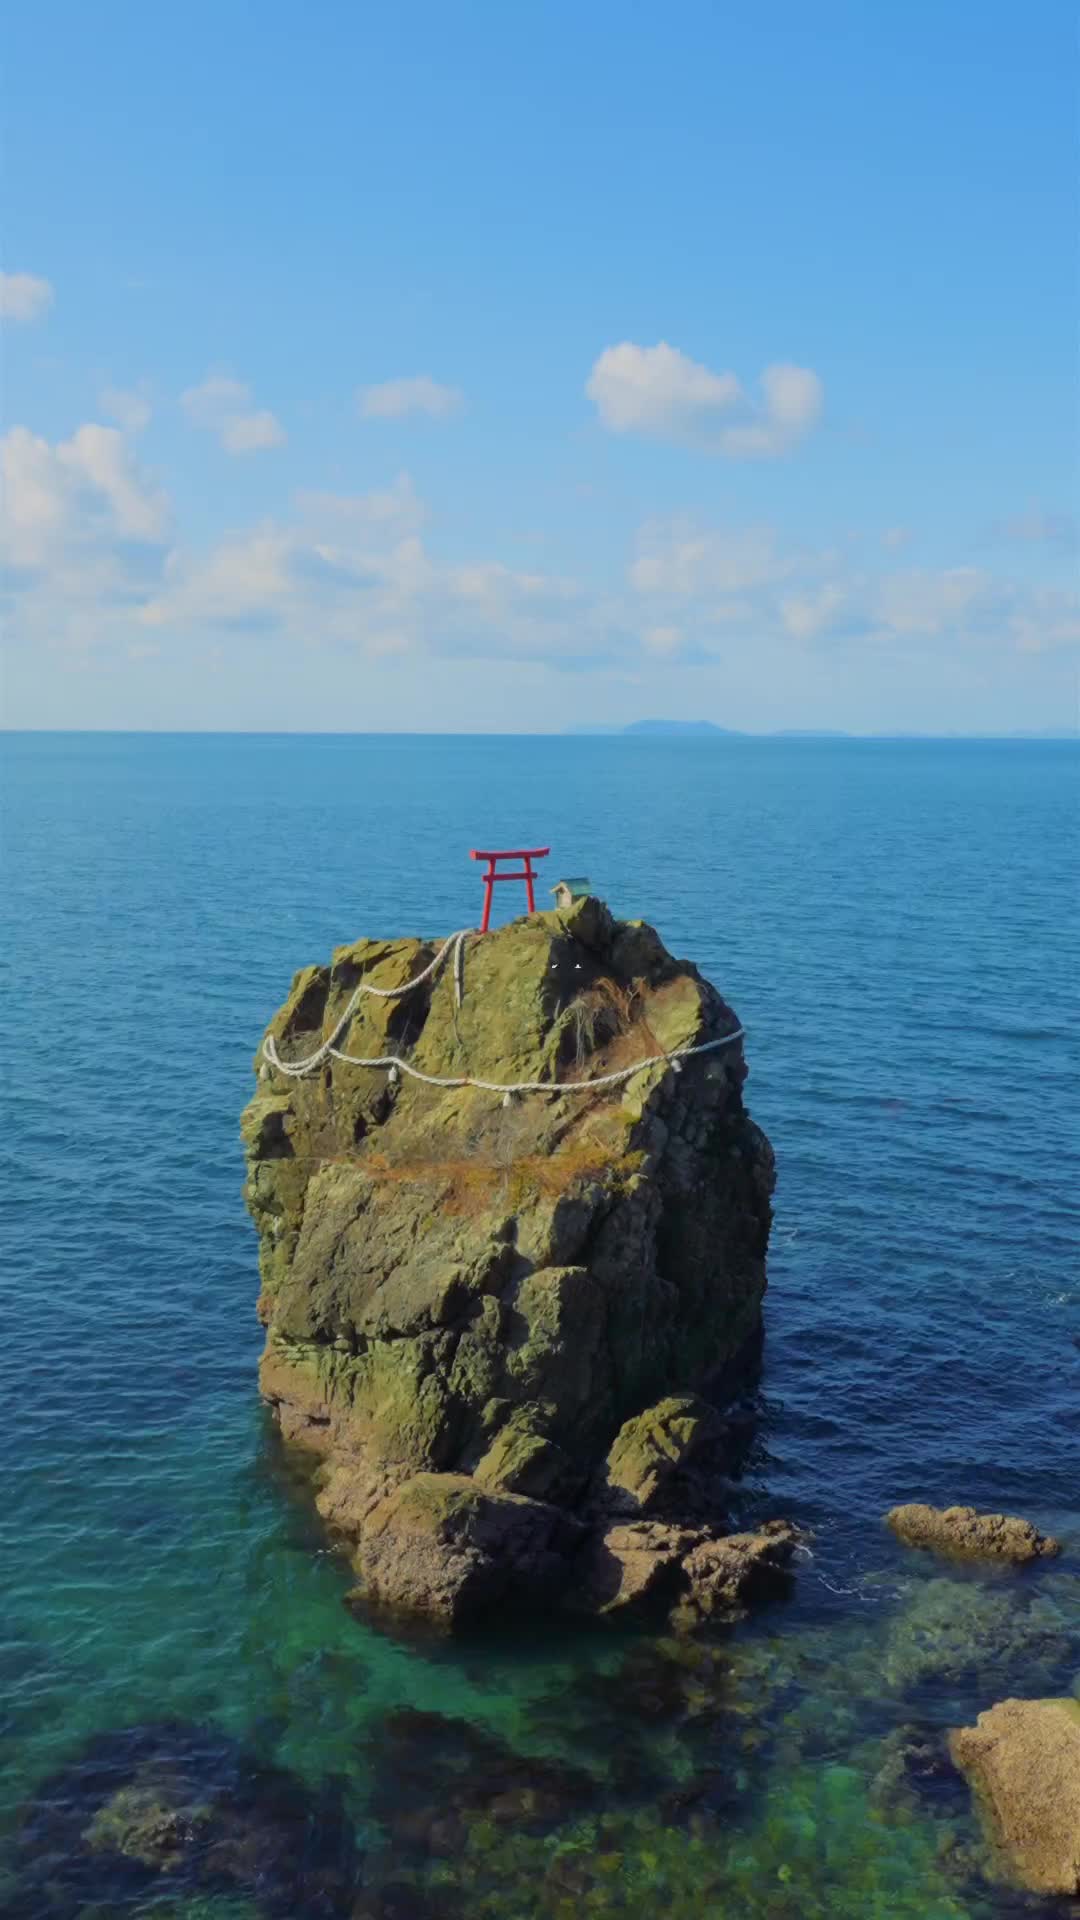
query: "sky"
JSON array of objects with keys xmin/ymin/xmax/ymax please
[{"xmin": 2, "ymin": 0, "xmax": 1078, "ymax": 734}]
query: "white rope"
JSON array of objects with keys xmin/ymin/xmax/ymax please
[
  {"xmin": 343, "ymin": 929, "xmax": 471, "ymax": 1000},
  {"xmin": 262, "ymin": 929, "xmax": 471, "ymax": 1079},
  {"xmin": 453, "ymin": 931, "xmax": 466, "ymax": 1009},
  {"xmin": 259, "ymin": 923, "xmax": 744, "ymax": 1096},
  {"xmin": 265, "ymin": 1027, "xmax": 744, "ymax": 1094}
]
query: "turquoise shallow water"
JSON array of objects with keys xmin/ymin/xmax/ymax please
[{"xmin": 1, "ymin": 732, "xmax": 1078, "ymax": 1918}]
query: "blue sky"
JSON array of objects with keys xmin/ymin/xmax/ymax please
[{"xmin": 3, "ymin": 0, "xmax": 1077, "ymax": 732}]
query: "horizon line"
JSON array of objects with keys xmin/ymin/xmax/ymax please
[{"xmin": 2, "ymin": 727, "xmax": 1077, "ymax": 743}]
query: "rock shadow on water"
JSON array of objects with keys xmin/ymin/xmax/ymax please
[
  {"xmin": 523, "ymin": 1631, "xmax": 777, "ymax": 1828},
  {"xmin": 365, "ymin": 1706, "xmax": 601, "ymax": 1864},
  {"xmin": 868, "ymin": 1721, "xmax": 971, "ymax": 1826},
  {"xmin": 249, "ymin": 1410, "xmax": 342, "ymax": 1553},
  {"xmin": 358, "ymin": 1691, "xmax": 770, "ymax": 1920},
  {"xmin": 5, "ymin": 1720, "xmax": 361, "ymax": 1918}
]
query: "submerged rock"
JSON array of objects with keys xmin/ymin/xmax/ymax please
[
  {"xmin": 886, "ymin": 1503, "xmax": 1060, "ymax": 1565},
  {"xmin": 244, "ymin": 899, "xmax": 784, "ymax": 1627},
  {"xmin": 9, "ymin": 1720, "xmax": 359, "ymax": 1917},
  {"xmin": 351, "ymin": 1887, "xmax": 456, "ymax": 1920},
  {"xmin": 368, "ymin": 1707, "xmax": 600, "ymax": 1859},
  {"xmin": 869, "ymin": 1724, "xmax": 965, "ymax": 1821},
  {"xmin": 525, "ymin": 1633, "xmax": 755, "ymax": 1807},
  {"xmin": 881, "ymin": 1577, "xmax": 1074, "ymax": 1696},
  {"xmin": 950, "ymin": 1696, "xmax": 1080, "ymax": 1896}
]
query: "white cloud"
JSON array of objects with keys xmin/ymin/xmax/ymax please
[
  {"xmin": 141, "ymin": 525, "xmax": 294, "ymax": 628},
  {"xmin": 1, "ymin": 420, "xmax": 171, "ymax": 650},
  {"xmin": 993, "ymin": 508, "xmax": 1078, "ymax": 551},
  {"xmin": 586, "ymin": 342, "xmax": 823, "ymax": 456},
  {"xmin": 868, "ymin": 569, "xmax": 1080, "ymax": 653},
  {"xmin": 629, "ymin": 516, "xmax": 1080, "ymax": 658},
  {"xmin": 631, "ymin": 519, "xmax": 793, "ymax": 595},
  {"xmin": 780, "ymin": 584, "xmax": 850, "ymax": 640},
  {"xmin": 181, "ymin": 376, "xmax": 249, "ymax": 428},
  {"xmin": 6, "ymin": 425, "xmax": 1077, "ymax": 680},
  {"xmin": 181, "ymin": 373, "xmax": 286, "ymax": 454},
  {"xmin": 2, "ymin": 422, "xmax": 169, "ymax": 570},
  {"xmin": 220, "ymin": 410, "xmax": 286, "ymax": 453},
  {"xmin": 643, "ymin": 625, "xmax": 682, "ymax": 656},
  {"xmin": 295, "ymin": 472, "xmax": 426, "ymax": 536},
  {"xmin": 1006, "ymin": 587, "xmax": 1080, "ymax": 653},
  {"xmin": 100, "ymin": 384, "xmax": 153, "ymax": 433},
  {"xmin": 0, "ymin": 271, "xmax": 54, "ymax": 322},
  {"xmin": 588, "ymin": 343, "xmax": 739, "ymax": 436},
  {"xmin": 881, "ymin": 525, "xmax": 911, "ymax": 551},
  {"xmin": 133, "ymin": 480, "xmax": 599, "ymax": 666},
  {"xmin": 875, "ymin": 566, "xmax": 990, "ymax": 636},
  {"xmin": 358, "ymin": 376, "xmax": 464, "ymax": 421}
]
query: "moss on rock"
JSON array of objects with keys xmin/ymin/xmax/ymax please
[
  {"xmin": 243, "ymin": 899, "xmax": 776, "ymax": 1625},
  {"xmin": 601, "ymin": 1395, "xmax": 720, "ymax": 1515}
]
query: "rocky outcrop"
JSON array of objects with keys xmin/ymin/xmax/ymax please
[
  {"xmin": 950, "ymin": 1697, "xmax": 1080, "ymax": 1896},
  {"xmin": 669, "ymin": 1520, "xmax": 801, "ymax": 1629},
  {"xmin": 572, "ymin": 1516, "xmax": 801, "ymax": 1624},
  {"xmin": 346, "ymin": 1473, "xmax": 584, "ymax": 1627},
  {"xmin": 243, "ymin": 898, "xmax": 784, "ymax": 1626},
  {"xmin": 599, "ymin": 1394, "xmax": 720, "ymax": 1515},
  {"xmin": 886, "ymin": 1503, "xmax": 1060, "ymax": 1565}
]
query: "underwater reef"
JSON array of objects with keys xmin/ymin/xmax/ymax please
[
  {"xmin": 243, "ymin": 896, "xmax": 791, "ymax": 1628},
  {"xmin": 5, "ymin": 1721, "xmax": 360, "ymax": 1917}
]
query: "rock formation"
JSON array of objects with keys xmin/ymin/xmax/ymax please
[
  {"xmin": 8, "ymin": 1722, "xmax": 360, "ymax": 1918},
  {"xmin": 886, "ymin": 1503, "xmax": 1060, "ymax": 1565},
  {"xmin": 950, "ymin": 1697, "xmax": 1080, "ymax": 1896},
  {"xmin": 243, "ymin": 897, "xmax": 787, "ymax": 1627}
]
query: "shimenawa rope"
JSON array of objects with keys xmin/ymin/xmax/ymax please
[{"xmin": 260, "ymin": 927, "xmax": 744, "ymax": 1096}]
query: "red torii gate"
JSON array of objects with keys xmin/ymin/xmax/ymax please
[{"xmin": 470, "ymin": 846, "xmax": 550, "ymax": 932}]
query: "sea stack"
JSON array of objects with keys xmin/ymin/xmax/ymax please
[{"xmin": 242, "ymin": 896, "xmax": 792, "ymax": 1626}]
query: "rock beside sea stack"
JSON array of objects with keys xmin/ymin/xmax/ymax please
[
  {"xmin": 886, "ymin": 1503, "xmax": 1061, "ymax": 1565},
  {"xmin": 243, "ymin": 897, "xmax": 782, "ymax": 1627},
  {"xmin": 950, "ymin": 1698, "xmax": 1080, "ymax": 1896}
]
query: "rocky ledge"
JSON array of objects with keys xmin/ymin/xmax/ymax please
[
  {"xmin": 243, "ymin": 897, "xmax": 792, "ymax": 1628},
  {"xmin": 950, "ymin": 1697, "xmax": 1080, "ymax": 1897}
]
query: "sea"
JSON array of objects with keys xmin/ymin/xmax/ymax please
[{"xmin": 2, "ymin": 731, "xmax": 1077, "ymax": 1920}]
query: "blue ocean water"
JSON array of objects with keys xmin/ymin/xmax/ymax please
[{"xmin": 1, "ymin": 731, "xmax": 1077, "ymax": 1919}]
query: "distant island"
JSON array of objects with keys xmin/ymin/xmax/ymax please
[
  {"xmin": 565, "ymin": 720, "xmax": 1078, "ymax": 741},
  {"xmin": 567, "ymin": 719, "xmax": 853, "ymax": 739},
  {"xmin": 566, "ymin": 720, "xmax": 742, "ymax": 738}
]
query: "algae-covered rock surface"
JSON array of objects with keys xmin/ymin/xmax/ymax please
[
  {"xmin": 950, "ymin": 1696, "xmax": 1080, "ymax": 1896},
  {"xmin": 243, "ymin": 898, "xmax": 778, "ymax": 1626}
]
